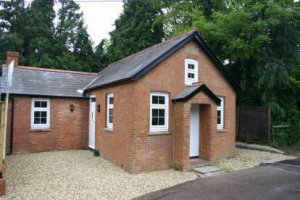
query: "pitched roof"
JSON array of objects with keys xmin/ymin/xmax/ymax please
[
  {"xmin": 86, "ymin": 30, "xmax": 239, "ymax": 91},
  {"xmin": 172, "ymin": 83, "xmax": 221, "ymax": 105},
  {"xmin": 1, "ymin": 66, "xmax": 97, "ymax": 98}
]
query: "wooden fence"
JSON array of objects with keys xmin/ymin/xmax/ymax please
[{"xmin": 237, "ymin": 106, "xmax": 271, "ymax": 143}]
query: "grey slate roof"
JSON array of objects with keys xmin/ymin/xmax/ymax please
[
  {"xmin": 86, "ymin": 31, "xmax": 197, "ymax": 90},
  {"xmin": 172, "ymin": 84, "xmax": 221, "ymax": 105},
  {"xmin": 86, "ymin": 30, "xmax": 239, "ymax": 91},
  {"xmin": 1, "ymin": 67, "xmax": 97, "ymax": 98},
  {"xmin": 173, "ymin": 85, "xmax": 202, "ymax": 100}
]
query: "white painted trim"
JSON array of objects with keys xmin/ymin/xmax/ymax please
[
  {"xmin": 89, "ymin": 97, "xmax": 96, "ymax": 149},
  {"xmin": 217, "ymin": 96, "xmax": 224, "ymax": 130},
  {"xmin": 106, "ymin": 93, "xmax": 114, "ymax": 129},
  {"xmin": 149, "ymin": 92, "xmax": 169, "ymax": 132},
  {"xmin": 185, "ymin": 59, "xmax": 199, "ymax": 85},
  {"xmin": 31, "ymin": 98, "xmax": 50, "ymax": 129}
]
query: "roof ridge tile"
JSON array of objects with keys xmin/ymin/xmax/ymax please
[{"xmin": 17, "ymin": 66, "xmax": 98, "ymax": 76}]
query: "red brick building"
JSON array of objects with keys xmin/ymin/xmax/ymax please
[{"xmin": 1, "ymin": 30, "xmax": 238, "ymax": 173}]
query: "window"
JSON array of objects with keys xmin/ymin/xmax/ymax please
[
  {"xmin": 31, "ymin": 98, "xmax": 50, "ymax": 129},
  {"xmin": 217, "ymin": 97, "xmax": 224, "ymax": 130},
  {"xmin": 185, "ymin": 59, "xmax": 199, "ymax": 85},
  {"xmin": 150, "ymin": 92, "xmax": 169, "ymax": 132},
  {"xmin": 107, "ymin": 93, "xmax": 114, "ymax": 129}
]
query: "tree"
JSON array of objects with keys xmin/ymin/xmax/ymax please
[
  {"xmin": 162, "ymin": 0, "xmax": 300, "ymax": 120},
  {"xmin": 92, "ymin": 39, "xmax": 109, "ymax": 72},
  {"xmin": 22, "ymin": 0, "xmax": 56, "ymax": 67},
  {"xmin": 0, "ymin": 0, "xmax": 25, "ymax": 64},
  {"xmin": 54, "ymin": 0, "xmax": 94, "ymax": 71},
  {"xmin": 106, "ymin": 0, "xmax": 165, "ymax": 62}
]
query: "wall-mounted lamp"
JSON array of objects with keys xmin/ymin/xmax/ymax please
[
  {"xmin": 69, "ymin": 104, "xmax": 75, "ymax": 112},
  {"xmin": 97, "ymin": 104, "xmax": 101, "ymax": 113}
]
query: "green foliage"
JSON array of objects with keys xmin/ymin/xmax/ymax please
[
  {"xmin": 162, "ymin": 0, "xmax": 300, "ymax": 122},
  {"xmin": 92, "ymin": 39, "xmax": 109, "ymax": 72},
  {"xmin": 54, "ymin": 0, "xmax": 95, "ymax": 71},
  {"xmin": 0, "ymin": 0, "xmax": 25, "ymax": 64},
  {"xmin": 106, "ymin": 0, "xmax": 165, "ymax": 63},
  {"xmin": 22, "ymin": 0, "xmax": 55, "ymax": 66},
  {"xmin": 0, "ymin": 0, "xmax": 98, "ymax": 72}
]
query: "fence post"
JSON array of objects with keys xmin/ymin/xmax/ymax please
[
  {"xmin": 267, "ymin": 107, "xmax": 271, "ymax": 144},
  {"xmin": 236, "ymin": 106, "xmax": 240, "ymax": 140},
  {"xmin": 0, "ymin": 102, "xmax": 5, "ymax": 170}
]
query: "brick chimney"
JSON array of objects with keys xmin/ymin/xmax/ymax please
[{"xmin": 6, "ymin": 51, "xmax": 19, "ymax": 67}]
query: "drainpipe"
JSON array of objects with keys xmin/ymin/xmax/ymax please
[{"xmin": 9, "ymin": 97, "xmax": 14, "ymax": 155}]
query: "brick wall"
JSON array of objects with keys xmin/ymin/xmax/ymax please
[
  {"xmin": 89, "ymin": 40, "xmax": 236, "ymax": 173},
  {"xmin": 89, "ymin": 83, "xmax": 135, "ymax": 172},
  {"xmin": 131, "ymin": 40, "xmax": 236, "ymax": 172},
  {"xmin": 9, "ymin": 96, "xmax": 89, "ymax": 153}
]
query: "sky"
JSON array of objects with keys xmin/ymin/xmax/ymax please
[
  {"xmin": 77, "ymin": 1, "xmax": 123, "ymax": 45},
  {"xmin": 24, "ymin": 0, "xmax": 124, "ymax": 46}
]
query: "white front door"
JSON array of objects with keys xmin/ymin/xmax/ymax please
[
  {"xmin": 89, "ymin": 97, "xmax": 96, "ymax": 149},
  {"xmin": 190, "ymin": 104, "xmax": 200, "ymax": 157}
]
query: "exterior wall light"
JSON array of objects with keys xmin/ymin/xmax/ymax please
[{"xmin": 69, "ymin": 104, "xmax": 75, "ymax": 112}]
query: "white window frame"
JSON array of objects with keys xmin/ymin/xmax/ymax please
[
  {"xmin": 217, "ymin": 97, "xmax": 224, "ymax": 130},
  {"xmin": 150, "ymin": 92, "xmax": 169, "ymax": 132},
  {"xmin": 31, "ymin": 98, "xmax": 50, "ymax": 129},
  {"xmin": 185, "ymin": 59, "xmax": 199, "ymax": 85},
  {"xmin": 106, "ymin": 93, "xmax": 114, "ymax": 129}
]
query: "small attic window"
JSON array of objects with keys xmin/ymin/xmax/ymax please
[{"xmin": 185, "ymin": 59, "xmax": 198, "ymax": 85}]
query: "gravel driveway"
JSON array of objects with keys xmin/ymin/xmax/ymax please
[
  {"xmin": 1, "ymin": 150, "xmax": 196, "ymax": 200},
  {"xmin": 215, "ymin": 148, "xmax": 295, "ymax": 171}
]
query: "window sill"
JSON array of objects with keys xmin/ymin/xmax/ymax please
[
  {"xmin": 104, "ymin": 128, "xmax": 113, "ymax": 133},
  {"xmin": 217, "ymin": 129, "xmax": 227, "ymax": 133},
  {"xmin": 148, "ymin": 131, "xmax": 171, "ymax": 136},
  {"xmin": 30, "ymin": 128, "xmax": 52, "ymax": 133}
]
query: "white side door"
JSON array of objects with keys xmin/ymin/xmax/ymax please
[
  {"xmin": 190, "ymin": 104, "xmax": 200, "ymax": 157},
  {"xmin": 89, "ymin": 97, "xmax": 96, "ymax": 149}
]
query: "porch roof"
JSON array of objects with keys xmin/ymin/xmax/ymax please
[{"xmin": 172, "ymin": 84, "xmax": 221, "ymax": 105}]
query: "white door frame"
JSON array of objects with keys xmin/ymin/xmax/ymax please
[
  {"xmin": 89, "ymin": 96, "xmax": 96, "ymax": 149},
  {"xmin": 189, "ymin": 104, "xmax": 200, "ymax": 157}
]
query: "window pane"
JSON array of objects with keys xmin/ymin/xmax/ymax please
[
  {"xmin": 152, "ymin": 96, "xmax": 158, "ymax": 104},
  {"xmin": 188, "ymin": 64, "xmax": 195, "ymax": 69},
  {"xmin": 34, "ymin": 101, "xmax": 41, "ymax": 108},
  {"xmin": 40, "ymin": 118, "xmax": 47, "ymax": 124},
  {"xmin": 41, "ymin": 111, "xmax": 47, "ymax": 118},
  {"xmin": 188, "ymin": 73, "xmax": 195, "ymax": 78},
  {"xmin": 217, "ymin": 110, "xmax": 221, "ymax": 124},
  {"xmin": 34, "ymin": 111, "xmax": 40, "ymax": 118},
  {"xmin": 158, "ymin": 96, "xmax": 165, "ymax": 104},
  {"xmin": 34, "ymin": 118, "xmax": 40, "ymax": 124},
  {"xmin": 109, "ymin": 97, "xmax": 114, "ymax": 105},
  {"xmin": 152, "ymin": 117, "xmax": 158, "ymax": 125},
  {"xmin": 159, "ymin": 109, "xmax": 165, "ymax": 117},
  {"xmin": 152, "ymin": 109, "xmax": 158, "ymax": 117},
  {"xmin": 158, "ymin": 118, "xmax": 165, "ymax": 125},
  {"xmin": 41, "ymin": 101, "xmax": 47, "ymax": 108},
  {"xmin": 109, "ymin": 116, "xmax": 113, "ymax": 123},
  {"xmin": 34, "ymin": 111, "xmax": 41, "ymax": 124}
]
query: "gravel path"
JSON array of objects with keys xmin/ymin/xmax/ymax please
[
  {"xmin": 215, "ymin": 148, "xmax": 296, "ymax": 171},
  {"xmin": 1, "ymin": 150, "xmax": 196, "ymax": 200}
]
